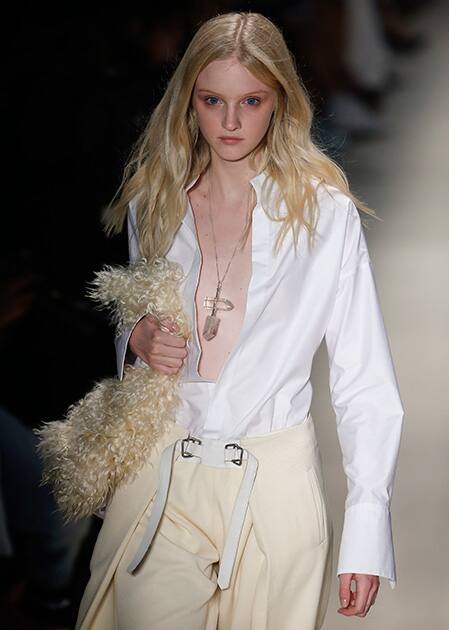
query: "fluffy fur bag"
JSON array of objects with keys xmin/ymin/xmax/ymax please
[{"xmin": 34, "ymin": 257, "xmax": 191, "ymax": 522}]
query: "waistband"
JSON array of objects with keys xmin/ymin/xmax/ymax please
[
  {"xmin": 126, "ymin": 411, "xmax": 314, "ymax": 590},
  {"xmin": 239, "ymin": 411, "xmax": 314, "ymax": 445},
  {"xmin": 126, "ymin": 434, "xmax": 259, "ymax": 590}
]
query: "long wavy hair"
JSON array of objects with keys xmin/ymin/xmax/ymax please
[{"xmin": 103, "ymin": 11, "xmax": 378, "ymax": 261}]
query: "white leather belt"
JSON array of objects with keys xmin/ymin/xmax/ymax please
[{"xmin": 127, "ymin": 435, "xmax": 259, "ymax": 590}]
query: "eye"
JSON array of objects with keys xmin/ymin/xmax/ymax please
[
  {"xmin": 203, "ymin": 96, "xmax": 221, "ymax": 106},
  {"xmin": 244, "ymin": 97, "xmax": 261, "ymax": 106}
]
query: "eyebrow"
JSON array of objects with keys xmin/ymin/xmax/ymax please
[{"xmin": 196, "ymin": 89, "xmax": 271, "ymax": 97}]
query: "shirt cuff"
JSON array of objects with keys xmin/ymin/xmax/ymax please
[
  {"xmin": 114, "ymin": 315, "xmax": 146, "ymax": 380},
  {"xmin": 336, "ymin": 502, "xmax": 397, "ymax": 590}
]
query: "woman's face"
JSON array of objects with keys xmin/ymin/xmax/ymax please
[{"xmin": 192, "ymin": 58, "xmax": 277, "ymax": 163}]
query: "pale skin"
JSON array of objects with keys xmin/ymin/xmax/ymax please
[{"xmin": 129, "ymin": 57, "xmax": 380, "ymax": 617}]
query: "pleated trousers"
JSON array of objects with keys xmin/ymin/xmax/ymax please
[{"xmin": 76, "ymin": 412, "xmax": 333, "ymax": 630}]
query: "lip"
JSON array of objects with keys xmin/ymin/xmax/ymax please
[{"xmin": 219, "ymin": 137, "xmax": 244, "ymax": 144}]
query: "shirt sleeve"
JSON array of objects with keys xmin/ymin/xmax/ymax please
[
  {"xmin": 324, "ymin": 201, "xmax": 404, "ymax": 589},
  {"xmin": 115, "ymin": 200, "xmax": 145, "ymax": 380}
]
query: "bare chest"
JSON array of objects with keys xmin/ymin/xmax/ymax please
[{"xmin": 188, "ymin": 195, "xmax": 253, "ymax": 381}]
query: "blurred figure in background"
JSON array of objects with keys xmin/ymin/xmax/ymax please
[
  {"xmin": 0, "ymin": 405, "xmax": 91, "ymax": 629},
  {"xmin": 0, "ymin": 261, "xmax": 106, "ymax": 628},
  {"xmin": 278, "ymin": 0, "xmax": 426, "ymax": 140}
]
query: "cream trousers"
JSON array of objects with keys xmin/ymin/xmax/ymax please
[{"xmin": 76, "ymin": 413, "xmax": 333, "ymax": 630}]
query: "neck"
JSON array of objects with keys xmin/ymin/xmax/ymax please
[{"xmin": 207, "ymin": 155, "xmax": 258, "ymax": 203}]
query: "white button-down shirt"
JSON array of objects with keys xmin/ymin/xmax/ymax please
[{"xmin": 115, "ymin": 171, "xmax": 404, "ymax": 588}]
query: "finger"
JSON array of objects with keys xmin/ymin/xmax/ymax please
[
  {"xmin": 162, "ymin": 333, "xmax": 187, "ymax": 347},
  {"xmin": 159, "ymin": 318, "xmax": 182, "ymax": 335},
  {"xmin": 353, "ymin": 577, "xmax": 373, "ymax": 617},
  {"xmin": 360, "ymin": 583, "xmax": 378, "ymax": 616},
  {"xmin": 364, "ymin": 580, "xmax": 380, "ymax": 615},
  {"xmin": 338, "ymin": 573, "xmax": 352, "ymax": 609},
  {"xmin": 152, "ymin": 330, "xmax": 187, "ymax": 349},
  {"xmin": 150, "ymin": 362, "xmax": 180, "ymax": 375},
  {"xmin": 337, "ymin": 577, "xmax": 367, "ymax": 617},
  {"xmin": 358, "ymin": 576, "xmax": 379, "ymax": 616},
  {"xmin": 144, "ymin": 316, "xmax": 181, "ymax": 337},
  {"xmin": 151, "ymin": 343, "xmax": 187, "ymax": 359},
  {"xmin": 149, "ymin": 354, "xmax": 185, "ymax": 369}
]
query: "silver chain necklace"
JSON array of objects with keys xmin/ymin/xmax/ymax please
[{"xmin": 202, "ymin": 173, "xmax": 252, "ymax": 341}]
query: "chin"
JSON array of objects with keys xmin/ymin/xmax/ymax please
[{"xmin": 211, "ymin": 143, "xmax": 256, "ymax": 163}]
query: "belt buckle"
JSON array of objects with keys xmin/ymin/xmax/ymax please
[
  {"xmin": 225, "ymin": 443, "xmax": 243, "ymax": 466},
  {"xmin": 181, "ymin": 436, "xmax": 202, "ymax": 458}
]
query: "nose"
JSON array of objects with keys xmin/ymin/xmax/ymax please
[{"xmin": 222, "ymin": 104, "xmax": 241, "ymax": 132}]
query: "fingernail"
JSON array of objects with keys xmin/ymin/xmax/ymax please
[{"xmin": 341, "ymin": 598, "xmax": 348, "ymax": 607}]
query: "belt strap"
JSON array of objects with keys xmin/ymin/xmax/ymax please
[
  {"xmin": 217, "ymin": 451, "xmax": 258, "ymax": 589},
  {"xmin": 127, "ymin": 438, "xmax": 259, "ymax": 590},
  {"xmin": 126, "ymin": 440, "xmax": 178, "ymax": 574}
]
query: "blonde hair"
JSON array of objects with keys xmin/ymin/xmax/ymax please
[{"xmin": 103, "ymin": 11, "xmax": 378, "ymax": 261}]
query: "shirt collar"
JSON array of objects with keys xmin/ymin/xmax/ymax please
[{"xmin": 184, "ymin": 170, "xmax": 267, "ymax": 200}]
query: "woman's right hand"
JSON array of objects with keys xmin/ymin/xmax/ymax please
[{"xmin": 129, "ymin": 315, "xmax": 188, "ymax": 375}]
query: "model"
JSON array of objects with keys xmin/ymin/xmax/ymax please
[{"xmin": 73, "ymin": 11, "xmax": 404, "ymax": 630}]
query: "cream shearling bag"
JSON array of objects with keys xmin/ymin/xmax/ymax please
[{"xmin": 34, "ymin": 257, "xmax": 191, "ymax": 522}]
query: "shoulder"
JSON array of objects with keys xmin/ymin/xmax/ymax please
[
  {"xmin": 310, "ymin": 180, "xmax": 369, "ymax": 267},
  {"xmin": 267, "ymin": 172, "xmax": 358, "ymax": 220},
  {"xmin": 311, "ymin": 177, "xmax": 359, "ymax": 222}
]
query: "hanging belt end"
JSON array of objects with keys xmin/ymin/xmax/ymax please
[
  {"xmin": 126, "ymin": 558, "xmax": 140, "ymax": 575},
  {"xmin": 217, "ymin": 571, "xmax": 231, "ymax": 591}
]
